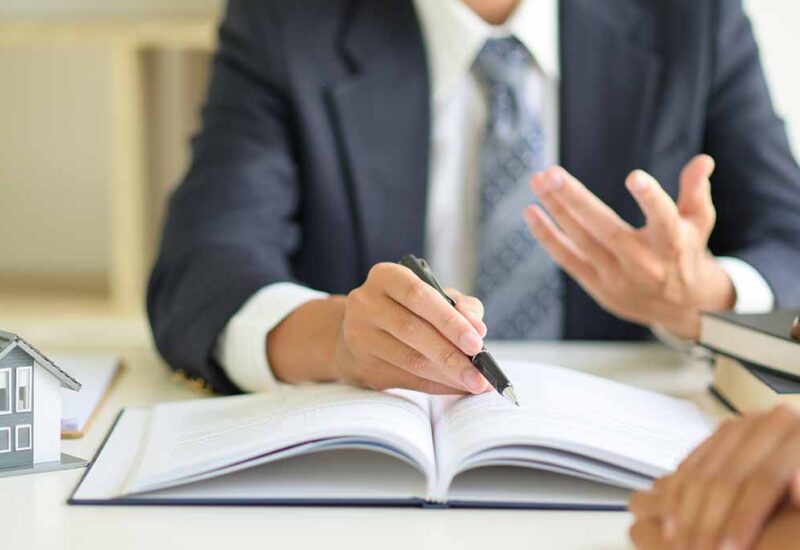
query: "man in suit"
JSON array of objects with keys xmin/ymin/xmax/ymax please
[{"xmin": 148, "ymin": 0, "xmax": 800, "ymax": 395}]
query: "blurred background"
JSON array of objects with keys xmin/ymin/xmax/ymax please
[{"xmin": 0, "ymin": 0, "xmax": 798, "ymax": 349}]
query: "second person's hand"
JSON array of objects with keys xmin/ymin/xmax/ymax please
[{"xmin": 629, "ymin": 405, "xmax": 800, "ymax": 550}]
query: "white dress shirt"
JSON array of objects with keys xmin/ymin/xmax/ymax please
[{"xmin": 215, "ymin": 0, "xmax": 774, "ymax": 393}]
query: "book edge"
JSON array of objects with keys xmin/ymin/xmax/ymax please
[
  {"xmin": 67, "ymin": 409, "xmax": 633, "ymax": 510},
  {"xmin": 703, "ymin": 311, "xmax": 798, "ymax": 344},
  {"xmin": 67, "ymin": 407, "xmax": 127, "ymax": 505}
]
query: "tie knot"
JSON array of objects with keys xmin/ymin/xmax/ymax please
[{"xmin": 473, "ymin": 36, "xmax": 532, "ymax": 89}]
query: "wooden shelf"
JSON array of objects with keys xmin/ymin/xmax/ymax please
[
  {"xmin": 0, "ymin": 17, "xmax": 217, "ymax": 50},
  {"xmin": 0, "ymin": 15, "xmax": 217, "ymax": 316}
]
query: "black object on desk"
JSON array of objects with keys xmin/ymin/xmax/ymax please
[{"xmin": 399, "ymin": 254, "xmax": 519, "ymax": 406}]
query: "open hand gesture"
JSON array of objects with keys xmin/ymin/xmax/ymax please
[{"xmin": 525, "ymin": 155, "xmax": 735, "ymax": 339}]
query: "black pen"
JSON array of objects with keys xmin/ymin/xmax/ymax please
[{"xmin": 399, "ymin": 254, "xmax": 520, "ymax": 406}]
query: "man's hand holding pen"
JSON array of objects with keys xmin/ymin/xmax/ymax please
[
  {"xmin": 332, "ymin": 263, "xmax": 491, "ymax": 394},
  {"xmin": 268, "ymin": 262, "xmax": 491, "ymax": 395}
]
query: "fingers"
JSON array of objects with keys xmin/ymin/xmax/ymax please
[
  {"xmin": 361, "ymin": 357, "xmax": 465, "ymax": 394},
  {"xmin": 629, "ymin": 489, "xmax": 663, "ymax": 521},
  {"xmin": 667, "ymin": 415, "xmax": 760, "ymax": 545},
  {"xmin": 629, "ymin": 518, "xmax": 670, "ymax": 550},
  {"xmin": 529, "ymin": 166, "xmax": 634, "ymax": 244},
  {"xmin": 624, "ymin": 170, "xmax": 681, "ymax": 254},
  {"xmin": 524, "ymin": 205, "xmax": 599, "ymax": 285},
  {"xmin": 370, "ymin": 297, "xmax": 487, "ymax": 394},
  {"xmin": 685, "ymin": 407, "xmax": 799, "ymax": 549},
  {"xmin": 446, "ymin": 288, "xmax": 487, "ymax": 338},
  {"xmin": 529, "ymin": 172, "xmax": 620, "ymax": 272},
  {"xmin": 342, "ymin": 263, "xmax": 491, "ymax": 396},
  {"xmin": 629, "ymin": 475, "xmax": 673, "ymax": 522},
  {"xmin": 677, "ymin": 154, "xmax": 716, "ymax": 234},
  {"xmin": 372, "ymin": 263, "xmax": 484, "ymax": 356},
  {"xmin": 366, "ymin": 328, "xmax": 465, "ymax": 392},
  {"xmin": 721, "ymin": 419, "xmax": 800, "ymax": 550},
  {"xmin": 664, "ymin": 420, "xmax": 737, "ymax": 540},
  {"xmin": 661, "ymin": 407, "xmax": 800, "ymax": 550}
]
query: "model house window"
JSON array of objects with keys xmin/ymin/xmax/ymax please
[
  {"xmin": 16, "ymin": 366, "xmax": 32, "ymax": 413},
  {"xmin": 0, "ymin": 427, "xmax": 9, "ymax": 453},
  {"xmin": 15, "ymin": 425, "xmax": 31, "ymax": 451},
  {"xmin": 0, "ymin": 369, "xmax": 10, "ymax": 415}
]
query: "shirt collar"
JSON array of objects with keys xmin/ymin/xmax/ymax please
[{"xmin": 413, "ymin": 0, "xmax": 560, "ymax": 103}]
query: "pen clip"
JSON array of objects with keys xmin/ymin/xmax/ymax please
[{"xmin": 399, "ymin": 255, "xmax": 456, "ymax": 307}]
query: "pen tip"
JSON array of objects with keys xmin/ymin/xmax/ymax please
[{"xmin": 502, "ymin": 387, "xmax": 519, "ymax": 407}]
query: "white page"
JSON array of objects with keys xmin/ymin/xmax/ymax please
[
  {"xmin": 73, "ymin": 412, "xmax": 428, "ymax": 504},
  {"xmin": 432, "ymin": 361, "xmax": 711, "ymax": 494},
  {"xmin": 54, "ymin": 355, "xmax": 120, "ymax": 433},
  {"xmin": 124, "ymin": 384, "xmax": 435, "ymax": 495},
  {"xmin": 71, "ymin": 408, "xmax": 151, "ymax": 501},
  {"xmin": 446, "ymin": 466, "xmax": 632, "ymax": 508},
  {"xmin": 456, "ymin": 445, "xmax": 652, "ymax": 490},
  {"xmin": 137, "ymin": 448, "xmax": 428, "ymax": 503}
]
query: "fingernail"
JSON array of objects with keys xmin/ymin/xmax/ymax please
[
  {"xmin": 545, "ymin": 171, "xmax": 563, "ymax": 191},
  {"xmin": 462, "ymin": 369, "xmax": 485, "ymax": 393},
  {"xmin": 459, "ymin": 331, "xmax": 483, "ymax": 355},
  {"xmin": 720, "ymin": 537, "xmax": 737, "ymax": 550},
  {"xmin": 629, "ymin": 172, "xmax": 649, "ymax": 192},
  {"xmin": 479, "ymin": 321, "xmax": 488, "ymax": 338}
]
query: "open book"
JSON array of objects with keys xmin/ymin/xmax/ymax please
[{"xmin": 70, "ymin": 361, "xmax": 711, "ymax": 510}]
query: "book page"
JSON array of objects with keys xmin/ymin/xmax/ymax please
[
  {"xmin": 432, "ymin": 361, "xmax": 711, "ymax": 493},
  {"xmin": 124, "ymin": 384, "xmax": 435, "ymax": 495}
]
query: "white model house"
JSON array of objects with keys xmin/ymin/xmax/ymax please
[{"xmin": 0, "ymin": 330, "xmax": 82, "ymax": 474}]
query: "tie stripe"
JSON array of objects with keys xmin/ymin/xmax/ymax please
[{"xmin": 473, "ymin": 37, "xmax": 564, "ymax": 339}]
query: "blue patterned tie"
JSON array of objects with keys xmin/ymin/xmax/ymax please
[{"xmin": 473, "ymin": 37, "xmax": 563, "ymax": 339}]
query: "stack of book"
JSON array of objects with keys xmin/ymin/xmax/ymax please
[{"xmin": 700, "ymin": 310, "xmax": 800, "ymax": 412}]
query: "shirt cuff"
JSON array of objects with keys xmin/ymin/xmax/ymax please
[
  {"xmin": 214, "ymin": 282, "xmax": 329, "ymax": 392},
  {"xmin": 652, "ymin": 256, "xmax": 775, "ymax": 349},
  {"xmin": 717, "ymin": 256, "xmax": 775, "ymax": 313}
]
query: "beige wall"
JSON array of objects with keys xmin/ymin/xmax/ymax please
[
  {"xmin": 0, "ymin": 1, "xmax": 797, "ymax": 294},
  {"xmin": 0, "ymin": 0, "xmax": 222, "ymax": 16}
]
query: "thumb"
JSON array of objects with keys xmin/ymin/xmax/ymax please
[{"xmin": 677, "ymin": 155, "xmax": 716, "ymax": 233}]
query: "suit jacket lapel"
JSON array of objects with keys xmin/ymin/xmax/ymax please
[
  {"xmin": 327, "ymin": 0, "xmax": 430, "ymax": 274},
  {"xmin": 560, "ymin": 0, "xmax": 663, "ymax": 223}
]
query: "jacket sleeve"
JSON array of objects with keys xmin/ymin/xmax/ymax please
[
  {"xmin": 147, "ymin": 0, "xmax": 302, "ymax": 393},
  {"xmin": 704, "ymin": 0, "xmax": 800, "ymax": 307}
]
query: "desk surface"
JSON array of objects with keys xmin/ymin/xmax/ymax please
[{"xmin": 0, "ymin": 338, "xmax": 726, "ymax": 550}]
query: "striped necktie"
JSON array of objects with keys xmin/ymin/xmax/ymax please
[{"xmin": 472, "ymin": 36, "xmax": 564, "ymax": 339}]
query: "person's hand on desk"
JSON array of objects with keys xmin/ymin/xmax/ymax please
[
  {"xmin": 629, "ymin": 405, "xmax": 800, "ymax": 550},
  {"xmin": 524, "ymin": 155, "xmax": 735, "ymax": 340},
  {"xmin": 267, "ymin": 262, "xmax": 490, "ymax": 395}
]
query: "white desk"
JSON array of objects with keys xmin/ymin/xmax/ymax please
[{"xmin": 0, "ymin": 339, "xmax": 727, "ymax": 550}]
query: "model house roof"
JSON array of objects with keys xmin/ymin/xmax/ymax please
[{"xmin": 0, "ymin": 331, "xmax": 81, "ymax": 391}]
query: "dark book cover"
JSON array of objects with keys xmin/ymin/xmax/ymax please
[
  {"xmin": 738, "ymin": 358, "xmax": 800, "ymax": 394},
  {"xmin": 708, "ymin": 310, "xmax": 800, "ymax": 343}
]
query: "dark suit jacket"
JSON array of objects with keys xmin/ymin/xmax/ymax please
[{"xmin": 148, "ymin": 0, "xmax": 800, "ymax": 393}]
